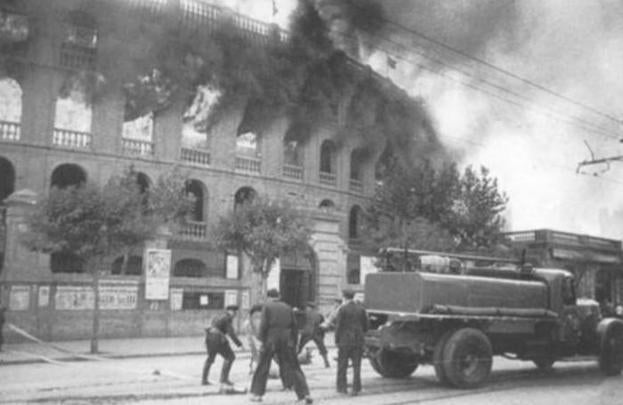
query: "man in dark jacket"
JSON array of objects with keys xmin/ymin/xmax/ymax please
[
  {"xmin": 0, "ymin": 306, "xmax": 6, "ymax": 352},
  {"xmin": 297, "ymin": 302, "xmax": 330, "ymax": 368},
  {"xmin": 202, "ymin": 304, "xmax": 243, "ymax": 390},
  {"xmin": 335, "ymin": 288, "xmax": 368, "ymax": 396},
  {"xmin": 250, "ymin": 289, "xmax": 313, "ymax": 404}
]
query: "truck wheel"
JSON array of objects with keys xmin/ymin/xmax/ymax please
[
  {"xmin": 433, "ymin": 330, "xmax": 455, "ymax": 385},
  {"xmin": 442, "ymin": 328, "xmax": 493, "ymax": 389},
  {"xmin": 599, "ymin": 324, "xmax": 623, "ymax": 376},
  {"xmin": 370, "ymin": 349, "xmax": 418, "ymax": 378}
]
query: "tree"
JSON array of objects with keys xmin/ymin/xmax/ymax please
[
  {"xmin": 365, "ymin": 158, "xmax": 509, "ymax": 261},
  {"xmin": 23, "ymin": 167, "xmax": 192, "ymax": 353},
  {"xmin": 213, "ymin": 197, "xmax": 311, "ymax": 302}
]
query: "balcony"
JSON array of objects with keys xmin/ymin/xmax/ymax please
[
  {"xmin": 122, "ymin": 138, "xmax": 154, "ymax": 157},
  {"xmin": 319, "ymin": 171, "xmax": 337, "ymax": 186},
  {"xmin": 52, "ymin": 129, "xmax": 92, "ymax": 149},
  {"xmin": 0, "ymin": 120, "xmax": 20, "ymax": 142},
  {"xmin": 59, "ymin": 43, "xmax": 96, "ymax": 70},
  {"xmin": 180, "ymin": 147, "xmax": 211, "ymax": 167},
  {"xmin": 349, "ymin": 178, "xmax": 363, "ymax": 193},
  {"xmin": 177, "ymin": 220, "xmax": 208, "ymax": 241},
  {"xmin": 235, "ymin": 155, "xmax": 261, "ymax": 174},
  {"xmin": 283, "ymin": 164, "xmax": 303, "ymax": 180}
]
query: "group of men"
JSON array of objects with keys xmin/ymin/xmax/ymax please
[{"xmin": 201, "ymin": 287, "xmax": 368, "ymax": 403}]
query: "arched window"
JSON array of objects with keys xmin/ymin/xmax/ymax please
[
  {"xmin": 319, "ymin": 199, "xmax": 335, "ymax": 210},
  {"xmin": 236, "ymin": 132, "xmax": 259, "ymax": 157},
  {"xmin": 54, "ymin": 84, "xmax": 92, "ymax": 134},
  {"xmin": 0, "ymin": 77, "xmax": 22, "ymax": 141},
  {"xmin": 135, "ymin": 172, "xmax": 150, "ymax": 193},
  {"xmin": 320, "ymin": 140, "xmax": 336, "ymax": 174},
  {"xmin": 0, "ymin": 156, "xmax": 15, "ymax": 202},
  {"xmin": 234, "ymin": 186, "xmax": 256, "ymax": 211},
  {"xmin": 283, "ymin": 138, "xmax": 302, "ymax": 166},
  {"xmin": 50, "ymin": 163, "xmax": 87, "ymax": 189},
  {"xmin": 50, "ymin": 251, "xmax": 84, "ymax": 273},
  {"xmin": 61, "ymin": 10, "xmax": 97, "ymax": 69},
  {"xmin": 349, "ymin": 205, "xmax": 362, "ymax": 239},
  {"xmin": 111, "ymin": 255, "xmax": 143, "ymax": 276},
  {"xmin": 350, "ymin": 148, "xmax": 366, "ymax": 181},
  {"xmin": 181, "ymin": 84, "xmax": 220, "ymax": 150},
  {"xmin": 185, "ymin": 179, "xmax": 205, "ymax": 222},
  {"xmin": 174, "ymin": 258, "xmax": 207, "ymax": 278}
]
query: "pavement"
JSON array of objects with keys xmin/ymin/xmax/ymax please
[{"xmin": 0, "ymin": 324, "xmax": 336, "ymax": 366}]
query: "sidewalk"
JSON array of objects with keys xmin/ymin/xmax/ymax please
[{"xmin": 0, "ymin": 330, "xmax": 336, "ymax": 366}]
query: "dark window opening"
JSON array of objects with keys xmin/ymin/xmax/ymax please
[
  {"xmin": 182, "ymin": 291, "xmax": 224, "ymax": 310},
  {"xmin": 350, "ymin": 149, "xmax": 365, "ymax": 180},
  {"xmin": 185, "ymin": 180, "xmax": 204, "ymax": 221},
  {"xmin": 347, "ymin": 254, "xmax": 361, "ymax": 285},
  {"xmin": 111, "ymin": 255, "xmax": 143, "ymax": 275},
  {"xmin": 50, "ymin": 164, "xmax": 87, "ymax": 189},
  {"xmin": 319, "ymin": 199, "xmax": 335, "ymax": 209},
  {"xmin": 349, "ymin": 205, "xmax": 362, "ymax": 239},
  {"xmin": 0, "ymin": 157, "xmax": 15, "ymax": 202},
  {"xmin": 50, "ymin": 251, "xmax": 84, "ymax": 273},
  {"xmin": 320, "ymin": 140, "xmax": 336, "ymax": 174},
  {"xmin": 174, "ymin": 258, "xmax": 207, "ymax": 278},
  {"xmin": 234, "ymin": 186, "xmax": 256, "ymax": 211}
]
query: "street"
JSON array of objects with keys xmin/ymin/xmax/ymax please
[{"xmin": 1, "ymin": 349, "xmax": 621, "ymax": 405}]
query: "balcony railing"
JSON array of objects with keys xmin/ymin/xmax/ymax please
[
  {"xmin": 177, "ymin": 220, "xmax": 208, "ymax": 241},
  {"xmin": 122, "ymin": 138, "xmax": 154, "ymax": 157},
  {"xmin": 283, "ymin": 164, "xmax": 303, "ymax": 180},
  {"xmin": 319, "ymin": 171, "xmax": 337, "ymax": 186},
  {"xmin": 349, "ymin": 178, "xmax": 363, "ymax": 193},
  {"xmin": 59, "ymin": 43, "xmax": 96, "ymax": 70},
  {"xmin": 235, "ymin": 155, "xmax": 261, "ymax": 174},
  {"xmin": 0, "ymin": 120, "xmax": 20, "ymax": 142},
  {"xmin": 52, "ymin": 129, "xmax": 92, "ymax": 149},
  {"xmin": 180, "ymin": 147, "xmax": 211, "ymax": 166}
]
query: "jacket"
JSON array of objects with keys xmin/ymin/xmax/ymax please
[
  {"xmin": 258, "ymin": 299, "xmax": 298, "ymax": 346},
  {"xmin": 334, "ymin": 300, "xmax": 368, "ymax": 347},
  {"xmin": 209, "ymin": 311, "xmax": 242, "ymax": 347}
]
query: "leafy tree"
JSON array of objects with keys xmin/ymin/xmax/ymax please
[
  {"xmin": 365, "ymin": 158, "xmax": 509, "ymax": 264},
  {"xmin": 23, "ymin": 167, "xmax": 192, "ymax": 353},
  {"xmin": 213, "ymin": 197, "xmax": 311, "ymax": 302}
]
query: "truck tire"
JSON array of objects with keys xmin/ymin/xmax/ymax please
[
  {"xmin": 369, "ymin": 349, "xmax": 418, "ymax": 378},
  {"xmin": 599, "ymin": 323, "xmax": 623, "ymax": 376},
  {"xmin": 533, "ymin": 356, "xmax": 555, "ymax": 371},
  {"xmin": 442, "ymin": 328, "xmax": 493, "ymax": 389},
  {"xmin": 433, "ymin": 329, "xmax": 455, "ymax": 385}
]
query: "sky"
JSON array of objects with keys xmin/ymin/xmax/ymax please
[{"xmin": 207, "ymin": 0, "xmax": 623, "ymax": 239}]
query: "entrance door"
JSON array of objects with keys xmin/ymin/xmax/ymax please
[{"xmin": 280, "ymin": 269, "xmax": 312, "ymax": 309}]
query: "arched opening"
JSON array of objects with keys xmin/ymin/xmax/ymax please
[
  {"xmin": 111, "ymin": 255, "xmax": 143, "ymax": 276},
  {"xmin": 50, "ymin": 251, "xmax": 84, "ymax": 273},
  {"xmin": 234, "ymin": 186, "xmax": 257, "ymax": 211},
  {"xmin": 349, "ymin": 205, "xmax": 362, "ymax": 239},
  {"xmin": 0, "ymin": 157, "xmax": 15, "ymax": 202},
  {"xmin": 50, "ymin": 163, "xmax": 87, "ymax": 189},
  {"xmin": 0, "ymin": 77, "xmax": 23, "ymax": 141},
  {"xmin": 347, "ymin": 253, "xmax": 361, "ymax": 285},
  {"xmin": 318, "ymin": 199, "xmax": 336, "ymax": 213},
  {"xmin": 280, "ymin": 247, "xmax": 317, "ymax": 309},
  {"xmin": 181, "ymin": 84, "xmax": 219, "ymax": 150},
  {"xmin": 185, "ymin": 179, "xmax": 205, "ymax": 222},
  {"xmin": 283, "ymin": 137, "xmax": 303, "ymax": 166},
  {"xmin": 134, "ymin": 172, "xmax": 150, "ymax": 193},
  {"xmin": 174, "ymin": 258, "xmax": 207, "ymax": 278},
  {"xmin": 320, "ymin": 140, "xmax": 337, "ymax": 174}
]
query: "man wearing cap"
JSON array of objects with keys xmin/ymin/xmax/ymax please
[
  {"xmin": 335, "ymin": 288, "xmax": 368, "ymax": 396},
  {"xmin": 202, "ymin": 304, "xmax": 243, "ymax": 390},
  {"xmin": 297, "ymin": 301, "xmax": 330, "ymax": 368},
  {"xmin": 250, "ymin": 288, "xmax": 313, "ymax": 404}
]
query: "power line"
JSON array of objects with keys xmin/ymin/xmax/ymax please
[{"xmin": 376, "ymin": 11, "xmax": 622, "ymax": 126}]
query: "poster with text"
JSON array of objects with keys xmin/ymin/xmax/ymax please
[
  {"xmin": 226, "ymin": 254, "xmax": 239, "ymax": 279},
  {"xmin": 38, "ymin": 285, "xmax": 50, "ymax": 307},
  {"xmin": 225, "ymin": 290, "xmax": 238, "ymax": 307},
  {"xmin": 9, "ymin": 285, "xmax": 30, "ymax": 311},
  {"xmin": 170, "ymin": 288, "xmax": 183, "ymax": 311},
  {"xmin": 145, "ymin": 248, "xmax": 171, "ymax": 300}
]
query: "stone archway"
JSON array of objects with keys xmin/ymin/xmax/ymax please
[{"xmin": 279, "ymin": 247, "xmax": 317, "ymax": 309}]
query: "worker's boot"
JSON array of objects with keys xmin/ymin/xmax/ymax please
[
  {"xmin": 220, "ymin": 358, "xmax": 234, "ymax": 386},
  {"xmin": 322, "ymin": 353, "xmax": 330, "ymax": 368},
  {"xmin": 201, "ymin": 360, "xmax": 212, "ymax": 385}
]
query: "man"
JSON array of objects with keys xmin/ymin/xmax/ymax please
[
  {"xmin": 250, "ymin": 289, "xmax": 313, "ymax": 404},
  {"xmin": 202, "ymin": 304, "xmax": 243, "ymax": 391},
  {"xmin": 335, "ymin": 288, "xmax": 368, "ymax": 396},
  {"xmin": 297, "ymin": 302, "xmax": 330, "ymax": 368}
]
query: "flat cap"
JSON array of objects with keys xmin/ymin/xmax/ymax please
[
  {"xmin": 342, "ymin": 288, "xmax": 355, "ymax": 299},
  {"xmin": 267, "ymin": 288, "xmax": 280, "ymax": 298},
  {"xmin": 226, "ymin": 304, "xmax": 239, "ymax": 311}
]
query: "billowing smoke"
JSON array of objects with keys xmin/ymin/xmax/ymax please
[{"xmin": 361, "ymin": 0, "xmax": 623, "ymax": 237}]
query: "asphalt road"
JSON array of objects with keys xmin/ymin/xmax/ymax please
[{"xmin": 1, "ymin": 349, "xmax": 621, "ymax": 404}]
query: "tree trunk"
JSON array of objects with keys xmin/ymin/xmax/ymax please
[{"xmin": 90, "ymin": 259, "xmax": 101, "ymax": 354}]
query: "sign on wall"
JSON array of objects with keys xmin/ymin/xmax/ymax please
[
  {"xmin": 170, "ymin": 288, "xmax": 183, "ymax": 311},
  {"xmin": 9, "ymin": 285, "xmax": 30, "ymax": 310},
  {"xmin": 55, "ymin": 284, "xmax": 139, "ymax": 310},
  {"xmin": 38, "ymin": 285, "xmax": 50, "ymax": 307},
  {"xmin": 99, "ymin": 285, "xmax": 138, "ymax": 310},
  {"xmin": 226, "ymin": 254, "xmax": 239, "ymax": 279},
  {"xmin": 266, "ymin": 258, "xmax": 280, "ymax": 291},
  {"xmin": 241, "ymin": 290, "xmax": 250, "ymax": 310},
  {"xmin": 145, "ymin": 248, "xmax": 171, "ymax": 300},
  {"xmin": 55, "ymin": 286, "xmax": 93, "ymax": 310},
  {"xmin": 225, "ymin": 290, "xmax": 238, "ymax": 307}
]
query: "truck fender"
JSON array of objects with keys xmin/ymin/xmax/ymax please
[{"xmin": 596, "ymin": 318, "xmax": 623, "ymax": 341}]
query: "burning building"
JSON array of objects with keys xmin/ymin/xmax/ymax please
[{"xmin": 0, "ymin": 0, "xmax": 444, "ymax": 340}]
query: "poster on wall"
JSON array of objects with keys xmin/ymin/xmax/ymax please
[
  {"xmin": 241, "ymin": 290, "xmax": 250, "ymax": 310},
  {"xmin": 226, "ymin": 254, "xmax": 239, "ymax": 279},
  {"xmin": 266, "ymin": 258, "xmax": 280, "ymax": 291},
  {"xmin": 225, "ymin": 290, "xmax": 238, "ymax": 307},
  {"xmin": 360, "ymin": 256, "xmax": 380, "ymax": 285},
  {"xmin": 170, "ymin": 288, "xmax": 183, "ymax": 311},
  {"xmin": 99, "ymin": 285, "xmax": 138, "ymax": 310},
  {"xmin": 145, "ymin": 248, "xmax": 171, "ymax": 300},
  {"xmin": 55, "ymin": 286, "xmax": 93, "ymax": 310},
  {"xmin": 38, "ymin": 285, "xmax": 50, "ymax": 307},
  {"xmin": 9, "ymin": 285, "xmax": 30, "ymax": 310}
]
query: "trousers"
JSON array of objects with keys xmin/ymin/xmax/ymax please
[
  {"xmin": 202, "ymin": 329, "xmax": 235, "ymax": 384},
  {"xmin": 337, "ymin": 345, "xmax": 363, "ymax": 393}
]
